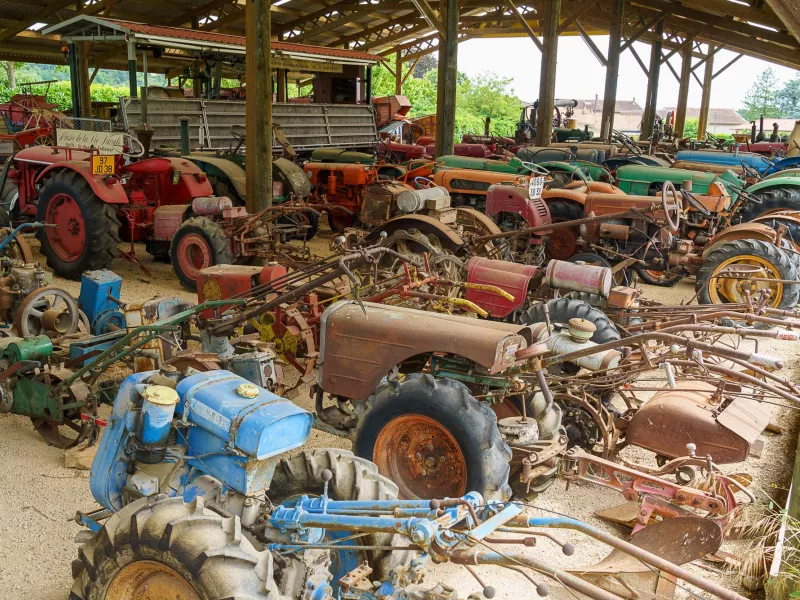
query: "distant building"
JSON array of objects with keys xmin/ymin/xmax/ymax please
[
  {"xmin": 659, "ymin": 107, "xmax": 749, "ymax": 134},
  {"xmin": 572, "ymin": 97, "xmax": 644, "ymax": 134}
]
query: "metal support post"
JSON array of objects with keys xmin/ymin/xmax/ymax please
[
  {"xmin": 641, "ymin": 19, "xmax": 663, "ymax": 140},
  {"xmin": 365, "ymin": 66, "xmax": 373, "ymax": 102},
  {"xmin": 68, "ymin": 42, "xmax": 81, "ymax": 118}
]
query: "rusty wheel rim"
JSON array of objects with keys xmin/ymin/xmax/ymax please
[
  {"xmin": 373, "ymin": 414, "xmax": 467, "ymax": 499},
  {"xmin": 106, "ymin": 560, "xmax": 202, "ymax": 600},
  {"xmin": 546, "ymin": 219, "xmax": 579, "ymax": 260}
]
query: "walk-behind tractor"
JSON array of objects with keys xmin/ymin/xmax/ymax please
[{"xmin": 70, "ymin": 365, "xmax": 748, "ymax": 600}]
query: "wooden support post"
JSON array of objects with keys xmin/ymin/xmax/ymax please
[
  {"xmin": 434, "ymin": 0, "xmax": 458, "ymax": 157},
  {"xmin": 535, "ymin": 0, "xmax": 560, "ymax": 147},
  {"xmin": 673, "ymin": 42, "xmax": 693, "ymax": 137},
  {"xmin": 697, "ymin": 46, "xmax": 715, "ymax": 139},
  {"xmin": 395, "ymin": 49, "xmax": 403, "ymax": 95},
  {"xmin": 600, "ymin": 0, "xmax": 624, "ymax": 142},
  {"xmin": 79, "ymin": 42, "xmax": 92, "ymax": 118},
  {"xmin": 246, "ymin": 0, "xmax": 272, "ymax": 211},
  {"xmin": 277, "ymin": 68, "xmax": 287, "ymax": 102},
  {"xmin": 641, "ymin": 19, "xmax": 663, "ymax": 140}
]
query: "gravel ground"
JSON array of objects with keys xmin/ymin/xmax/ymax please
[{"xmin": 0, "ymin": 235, "xmax": 797, "ymax": 599}]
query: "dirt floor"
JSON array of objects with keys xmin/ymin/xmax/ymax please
[{"xmin": 0, "ymin": 232, "xmax": 797, "ymax": 599}]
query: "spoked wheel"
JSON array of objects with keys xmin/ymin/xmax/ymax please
[
  {"xmin": 278, "ymin": 210, "xmax": 319, "ymax": 241},
  {"xmin": 15, "ymin": 285, "xmax": 81, "ymax": 337},
  {"xmin": 455, "ymin": 206, "xmax": 510, "ymax": 260},
  {"xmin": 697, "ymin": 239, "xmax": 799, "ymax": 310},
  {"xmin": 354, "ymin": 374, "xmax": 512, "ymax": 501},
  {"xmin": 29, "ymin": 369, "xmax": 93, "ymax": 449},
  {"xmin": 170, "ymin": 216, "xmax": 232, "ymax": 291}
]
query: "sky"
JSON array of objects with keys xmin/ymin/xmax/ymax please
[{"xmin": 456, "ymin": 36, "xmax": 800, "ymax": 111}]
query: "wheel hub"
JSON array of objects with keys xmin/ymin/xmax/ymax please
[
  {"xmin": 106, "ymin": 560, "xmax": 201, "ymax": 600},
  {"xmin": 46, "ymin": 193, "xmax": 86, "ymax": 260}
]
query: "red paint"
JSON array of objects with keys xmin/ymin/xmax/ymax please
[
  {"xmin": 464, "ymin": 256, "xmax": 539, "ymax": 318},
  {"xmin": 44, "ymin": 192, "xmax": 86, "ymax": 261}
]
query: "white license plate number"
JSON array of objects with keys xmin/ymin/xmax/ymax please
[{"xmin": 528, "ymin": 176, "xmax": 545, "ymax": 199}]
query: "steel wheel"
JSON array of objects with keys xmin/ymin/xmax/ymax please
[
  {"xmin": 44, "ymin": 192, "xmax": 86, "ymax": 261},
  {"xmin": 707, "ymin": 256, "xmax": 783, "ymax": 305},
  {"xmin": 15, "ymin": 286, "xmax": 80, "ymax": 337},
  {"xmin": 104, "ymin": 561, "xmax": 201, "ymax": 600},
  {"xmin": 29, "ymin": 369, "xmax": 93, "ymax": 449},
  {"xmin": 373, "ymin": 413, "xmax": 467, "ymax": 499}
]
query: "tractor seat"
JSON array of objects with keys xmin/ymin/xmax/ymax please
[{"xmin": 124, "ymin": 158, "xmax": 173, "ymax": 175}]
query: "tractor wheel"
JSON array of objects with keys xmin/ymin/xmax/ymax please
[
  {"xmin": 280, "ymin": 211, "xmax": 319, "ymax": 241},
  {"xmin": 268, "ymin": 448, "xmax": 407, "ymax": 582},
  {"xmin": 171, "ymin": 216, "xmax": 232, "ymax": 291},
  {"xmin": 738, "ymin": 187, "xmax": 800, "ymax": 222},
  {"xmin": 545, "ymin": 199, "xmax": 583, "ymax": 260},
  {"xmin": 69, "ymin": 495, "xmax": 274, "ymax": 600},
  {"xmin": 520, "ymin": 298, "xmax": 621, "ymax": 345},
  {"xmin": 354, "ymin": 373, "xmax": 512, "ymax": 502},
  {"xmin": 757, "ymin": 214, "xmax": 800, "ymax": 251},
  {"xmin": 327, "ymin": 212, "xmax": 356, "ymax": 233},
  {"xmin": 208, "ymin": 176, "xmax": 244, "ymax": 206},
  {"xmin": 635, "ymin": 268, "xmax": 683, "ymax": 287},
  {"xmin": 697, "ymin": 239, "xmax": 800, "ymax": 310},
  {"xmin": 36, "ymin": 170, "xmax": 120, "ymax": 280}
]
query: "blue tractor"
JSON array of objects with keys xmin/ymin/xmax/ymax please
[{"xmin": 70, "ymin": 367, "xmax": 744, "ymax": 600}]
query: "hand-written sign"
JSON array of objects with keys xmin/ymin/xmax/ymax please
[
  {"xmin": 58, "ymin": 129, "xmax": 126, "ymax": 154},
  {"xmin": 271, "ymin": 56, "xmax": 343, "ymax": 74}
]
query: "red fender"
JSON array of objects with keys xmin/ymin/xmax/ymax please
[
  {"xmin": 465, "ymin": 256, "xmax": 540, "ymax": 318},
  {"xmin": 36, "ymin": 161, "xmax": 129, "ymax": 204},
  {"xmin": 485, "ymin": 184, "xmax": 551, "ymax": 228}
]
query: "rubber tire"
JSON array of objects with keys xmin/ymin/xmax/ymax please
[
  {"xmin": 267, "ymin": 448, "xmax": 406, "ymax": 579},
  {"xmin": 354, "ymin": 374, "xmax": 512, "ymax": 502},
  {"xmin": 635, "ymin": 268, "xmax": 682, "ymax": 287},
  {"xmin": 520, "ymin": 297, "xmax": 621, "ymax": 345},
  {"xmin": 738, "ymin": 186, "xmax": 800, "ymax": 222},
  {"xmin": 545, "ymin": 199, "xmax": 583, "ymax": 260},
  {"xmin": 36, "ymin": 170, "xmax": 120, "ymax": 280},
  {"xmin": 696, "ymin": 238, "xmax": 800, "ymax": 310},
  {"xmin": 170, "ymin": 216, "xmax": 232, "ymax": 291},
  {"xmin": 69, "ymin": 495, "xmax": 274, "ymax": 599},
  {"xmin": 279, "ymin": 211, "xmax": 319, "ymax": 241}
]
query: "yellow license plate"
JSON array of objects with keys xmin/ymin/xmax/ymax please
[{"xmin": 91, "ymin": 154, "xmax": 115, "ymax": 175}]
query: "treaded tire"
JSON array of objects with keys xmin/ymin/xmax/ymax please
[
  {"xmin": 268, "ymin": 448, "xmax": 407, "ymax": 579},
  {"xmin": 36, "ymin": 170, "xmax": 120, "ymax": 280},
  {"xmin": 545, "ymin": 199, "xmax": 583, "ymax": 260},
  {"xmin": 171, "ymin": 216, "xmax": 232, "ymax": 291},
  {"xmin": 635, "ymin": 268, "xmax": 682, "ymax": 287},
  {"xmin": 69, "ymin": 495, "xmax": 275, "ymax": 599},
  {"xmin": 354, "ymin": 374, "xmax": 512, "ymax": 502},
  {"xmin": 738, "ymin": 187, "xmax": 800, "ymax": 222},
  {"xmin": 520, "ymin": 298, "xmax": 621, "ymax": 344},
  {"xmin": 696, "ymin": 238, "xmax": 800, "ymax": 310}
]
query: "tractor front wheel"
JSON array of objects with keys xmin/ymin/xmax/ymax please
[
  {"xmin": 171, "ymin": 216, "xmax": 232, "ymax": 291},
  {"xmin": 354, "ymin": 374, "xmax": 512, "ymax": 502},
  {"xmin": 36, "ymin": 171, "xmax": 120, "ymax": 280},
  {"xmin": 545, "ymin": 199, "xmax": 583, "ymax": 260}
]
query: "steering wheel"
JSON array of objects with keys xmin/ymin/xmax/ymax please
[
  {"xmin": 519, "ymin": 161, "xmax": 550, "ymax": 176},
  {"xmin": 661, "ymin": 181, "xmax": 681, "ymax": 233},
  {"xmin": 736, "ymin": 188, "xmax": 763, "ymax": 205},
  {"xmin": 414, "ymin": 176, "xmax": 434, "ymax": 189},
  {"xmin": 121, "ymin": 134, "xmax": 145, "ymax": 158},
  {"xmin": 681, "ymin": 189, "xmax": 711, "ymax": 216},
  {"xmin": 613, "ymin": 130, "xmax": 642, "ymax": 156},
  {"xmin": 739, "ymin": 162, "xmax": 763, "ymax": 182}
]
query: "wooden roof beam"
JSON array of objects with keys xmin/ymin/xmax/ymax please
[{"xmin": 0, "ymin": 0, "xmax": 75, "ymax": 42}]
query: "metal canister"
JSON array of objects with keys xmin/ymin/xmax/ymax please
[
  {"xmin": 192, "ymin": 195, "xmax": 233, "ymax": 215},
  {"xmin": 396, "ymin": 185, "xmax": 449, "ymax": 214},
  {"xmin": 6, "ymin": 335, "xmax": 52, "ymax": 362},
  {"xmin": 545, "ymin": 259, "xmax": 612, "ymax": 297},
  {"xmin": 139, "ymin": 385, "xmax": 180, "ymax": 448}
]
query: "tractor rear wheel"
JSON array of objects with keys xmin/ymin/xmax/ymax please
[
  {"xmin": 354, "ymin": 373, "xmax": 512, "ymax": 502},
  {"xmin": 69, "ymin": 496, "xmax": 274, "ymax": 600},
  {"xmin": 36, "ymin": 171, "xmax": 120, "ymax": 280},
  {"xmin": 520, "ymin": 298, "xmax": 621, "ymax": 345},
  {"xmin": 738, "ymin": 187, "xmax": 800, "ymax": 222},
  {"xmin": 545, "ymin": 199, "xmax": 583, "ymax": 260},
  {"xmin": 697, "ymin": 238, "xmax": 799, "ymax": 310},
  {"xmin": 171, "ymin": 216, "xmax": 232, "ymax": 291}
]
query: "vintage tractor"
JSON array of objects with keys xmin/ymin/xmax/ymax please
[{"xmin": 70, "ymin": 365, "xmax": 746, "ymax": 600}]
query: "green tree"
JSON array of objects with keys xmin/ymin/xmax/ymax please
[
  {"xmin": 740, "ymin": 67, "xmax": 782, "ymax": 121},
  {"xmin": 777, "ymin": 78, "xmax": 800, "ymax": 119}
]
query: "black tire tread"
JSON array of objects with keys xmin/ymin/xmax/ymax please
[
  {"xmin": 354, "ymin": 374, "xmax": 512, "ymax": 502},
  {"xmin": 520, "ymin": 297, "xmax": 621, "ymax": 344},
  {"xmin": 696, "ymin": 238, "xmax": 800, "ymax": 310},
  {"xmin": 635, "ymin": 267, "xmax": 682, "ymax": 287},
  {"xmin": 70, "ymin": 494, "xmax": 274, "ymax": 599},
  {"xmin": 37, "ymin": 170, "xmax": 120, "ymax": 279},
  {"xmin": 739, "ymin": 186, "xmax": 800, "ymax": 222}
]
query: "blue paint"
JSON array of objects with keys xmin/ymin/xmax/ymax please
[
  {"xmin": 79, "ymin": 270, "xmax": 125, "ymax": 334},
  {"xmin": 139, "ymin": 390, "xmax": 178, "ymax": 446}
]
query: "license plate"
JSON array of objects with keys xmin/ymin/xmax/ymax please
[
  {"xmin": 528, "ymin": 176, "xmax": 545, "ymax": 199},
  {"xmin": 0, "ymin": 140, "xmax": 13, "ymax": 155},
  {"xmin": 91, "ymin": 154, "xmax": 115, "ymax": 175}
]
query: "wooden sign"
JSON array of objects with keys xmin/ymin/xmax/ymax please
[
  {"xmin": 57, "ymin": 129, "xmax": 126, "ymax": 154},
  {"xmin": 272, "ymin": 56, "xmax": 343, "ymax": 73}
]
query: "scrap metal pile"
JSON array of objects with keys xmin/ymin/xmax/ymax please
[{"xmin": 2, "ymin": 101, "xmax": 800, "ymax": 599}]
